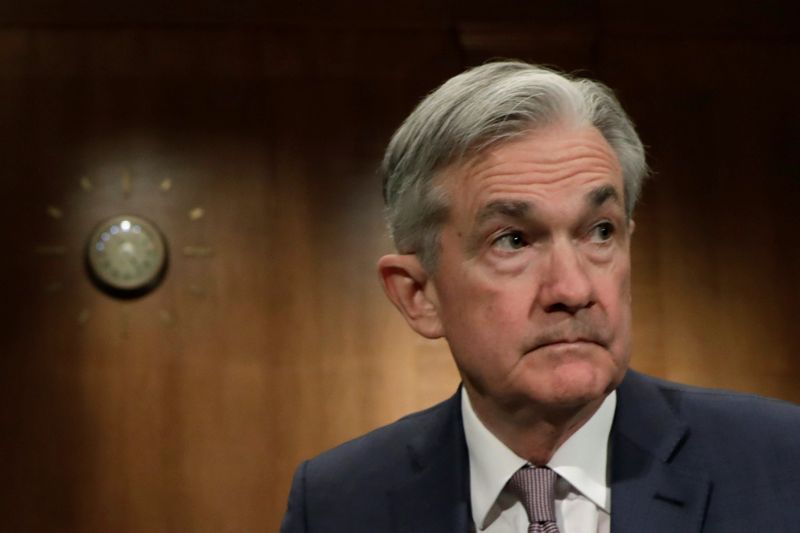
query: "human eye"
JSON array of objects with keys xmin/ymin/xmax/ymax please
[
  {"xmin": 589, "ymin": 221, "xmax": 615, "ymax": 244},
  {"xmin": 492, "ymin": 230, "xmax": 529, "ymax": 251}
]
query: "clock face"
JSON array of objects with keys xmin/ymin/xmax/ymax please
[{"xmin": 86, "ymin": 214, "xmax": 168, "ymax": 297}]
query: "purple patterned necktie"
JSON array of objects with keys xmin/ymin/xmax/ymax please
[{"xmin": 507, "ymin": 466, "xmax": 561, "ymax": 533}]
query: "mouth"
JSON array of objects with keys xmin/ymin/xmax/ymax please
[{"xmin": 529, "ymin": 338, "xmax": 604, "ymax": 352}]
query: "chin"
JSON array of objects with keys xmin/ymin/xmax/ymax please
[{"xmin": 534, "ymin": 356, "xmax": 619, "ymax": 407}]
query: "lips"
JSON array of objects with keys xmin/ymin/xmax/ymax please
[
  {"xmin": 523, "ymin": 319, "xmax": 612, "ymax": 354},
  {"xmin": 526, "ymin": 325, "xmax": 610, "ymax": 354},
  {"xmin": 531, "ymin": 338, "xmax": 601, "ymax": 351}
]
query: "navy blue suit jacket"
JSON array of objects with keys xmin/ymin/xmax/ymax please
[{"xmin": 281, "ymin": 370, "xmax": 800, "ymax": 532}]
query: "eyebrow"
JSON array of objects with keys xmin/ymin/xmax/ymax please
[
  {"xmin": 475, "ymin": 200, "xmax": 531, "ymax": 226},
  {"xmin": 465, "ymin": 184, "xmax": 622, "ymax": 255},
  {"xmin": 587, "ymin": 185, "xmax": 621, "ymax": 208},
  {"xmin": 474, "ymin": 185, "xmax": 621, "ymax": 226}
]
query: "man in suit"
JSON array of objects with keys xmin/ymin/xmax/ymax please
[{"xmin": 281, "ymin": 61, "xmax": 800, "ymax": 532}]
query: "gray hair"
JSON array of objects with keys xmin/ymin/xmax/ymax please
[{"xmin": 381, "ymin": 60, "xmax": 648, "ymax": 272}]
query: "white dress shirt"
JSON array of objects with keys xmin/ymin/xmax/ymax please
[{"xmin": 461, "ymin": 388, "xmax": 616, "ymax": 533}]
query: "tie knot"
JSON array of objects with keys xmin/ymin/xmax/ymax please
[{"xmin": 507, "ymin": 466, "xmax": 558, "ymax": 524}]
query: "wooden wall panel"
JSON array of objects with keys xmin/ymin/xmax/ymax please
[
  {"xmin": 0, "ymin": 5, "xmax": 797, "ymax": 532},
  {"xmin": 0, "ymin": 26, "xmax": 462, "ymax": 532}
]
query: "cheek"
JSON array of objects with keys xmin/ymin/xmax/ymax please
[
  {"xmin": 597, "ymin": 264, "xmax": 633, "ymax": 354},
  {"xmin": 459, "ymin": 272, "xmax": 533, "ymax": 323},
  {"xmin": 438, "ymin": 274, "xmax": 529, "ymax": 352},
  {"xmin": 598, "ymin": 256, "xmax": 631, "ymax": 308}
]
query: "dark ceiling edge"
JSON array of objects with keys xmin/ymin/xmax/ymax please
[
  {"xmin": 0, "ymin": 20, "xmax": 795, "ymax": 44},
  {"xmin": 0, "ymin": 18, "xmax": 455, "ymax": 31}
]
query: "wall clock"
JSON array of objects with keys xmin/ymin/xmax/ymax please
[
  {"xmin": 37, "ymin": 164, "xmax": 215, "ymax": 334},
  {"xmin": 86, "ymin": 214, "xmax": 168, "ymax": 298}
]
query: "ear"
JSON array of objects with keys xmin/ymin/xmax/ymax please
[
  {"xmin": 628, "ymin": 219, "xmax": 636, "ymax": 236},
  {"xmin": 377, "ymin": 254, "xmax": 444, "ymax": 339}
]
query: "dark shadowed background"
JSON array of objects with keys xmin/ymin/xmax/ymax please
[{"xmin": 0, "ymin": 1, "xmax": 797, "ymax": 531}]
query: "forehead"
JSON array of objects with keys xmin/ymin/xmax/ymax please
[{"xmin": 440, "ymin": 125, "xmax": 624, "ymax": 220}]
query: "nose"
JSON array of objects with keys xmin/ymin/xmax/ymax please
[{"xmin": 538, "ymin": 239, "xmax": 595, "ymax": 314}]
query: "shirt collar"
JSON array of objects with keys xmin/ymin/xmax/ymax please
[{"xmin": 461, "ymin": 388, "xmax": 616, "ymax": 529}]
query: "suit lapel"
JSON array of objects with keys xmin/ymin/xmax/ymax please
[
  {"xmin": 610, "ymin": 371, "xmax": 711, "ymax": 533},
  {"xmin": 388, "ymin": 390, "xmax": 472, "ymax": 533},
  {"xmin": 385, "ymin": 373, "xmax": 713, "ymax": 533}
]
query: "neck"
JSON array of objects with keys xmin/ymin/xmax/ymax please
[{"xmin": 464, "ymin": 385, "xmax": 605, "ymax": 465}]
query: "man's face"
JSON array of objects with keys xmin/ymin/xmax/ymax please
[{"xmin": 430, "ymin": 124, "xmax": 633, "ymax": 413}]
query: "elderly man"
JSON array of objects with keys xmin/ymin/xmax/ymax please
[{"xmin": 281, "ymin": 61, "xmax": 800, "ymax": 532}]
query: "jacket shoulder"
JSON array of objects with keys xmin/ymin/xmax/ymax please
[
  {"xmin": 302, "ymin": 392, "xmax": 460, "ymax": 491},
  {"xmin": 645, "ymin": 373, "xmax": 800, "ymax": 428},
  {"xmin": 630, "ymin": 371, "xmax": 800, "ymax": 461}
]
